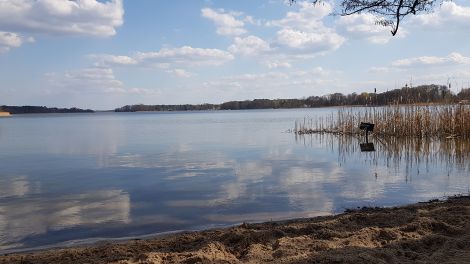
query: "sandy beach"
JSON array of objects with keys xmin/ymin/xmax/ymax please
[{"xmin": 1, "ymin": 195, "xmax": 470, "ymax": 264}]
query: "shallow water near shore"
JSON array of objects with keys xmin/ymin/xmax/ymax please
[{"xmin": 0, "ymin": 109, "xmax": 469, "ymax": 253}]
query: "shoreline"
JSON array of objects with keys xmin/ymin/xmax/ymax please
[
  {"xmin": 2, "ymin": 195, "xmax": 470, "ymax": 263},
  {"xmin": 0, "ymin": 103, "xmax": 465, "ymax": 116}
]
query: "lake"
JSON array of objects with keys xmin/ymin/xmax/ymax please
[{"xmin": 0, "ymin": 109, "xmax": 469, "ymax": 253}]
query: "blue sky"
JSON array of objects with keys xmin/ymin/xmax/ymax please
[{"xmin": 1, "ymin": 0, "xmax": 470, "ymax": 110}]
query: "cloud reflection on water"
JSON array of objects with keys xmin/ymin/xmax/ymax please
[
  {"xmin": 0, "ymin": 176, "xmax": 36, "ymax": 198},
  {"xmin": 0, "ymin": 188, "xmax": 130, "ymax": 250},
  {"xmin": 1, "ymin": 111, "xmax": 469, "ymax": 253}
]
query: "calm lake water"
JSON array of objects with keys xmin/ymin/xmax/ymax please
[{"xmin": 0, "ymin": 109, "xmax": 469, "ymax": 253}]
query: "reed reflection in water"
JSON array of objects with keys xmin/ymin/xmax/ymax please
[{"xmin": 296, "ymin": 133, "xmax": 470, "ymax": 183}]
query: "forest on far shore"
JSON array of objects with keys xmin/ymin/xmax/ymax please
[
  {"xmin": 115, "ymin": 84, "xmax": 470, "ymax": 112},
  {"xmin": 2, "ymin": 84, "xmax": 469, "ymax": 114},
  {"xmin": 0, "ymin": 105, "xmax": 94, "ymax": 114}
]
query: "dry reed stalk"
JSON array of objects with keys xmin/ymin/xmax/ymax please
[{"xmin": 295, "ymin": 105, "xmax": 470, "ymax": 139}]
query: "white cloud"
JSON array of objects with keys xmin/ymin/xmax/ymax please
[
  {"xmin": 166, "ymin": 69, "xmax": 194, "ymax": 78},
  {"xmin": 0, "ymin": 31, "xmax": 24, "ymax": 52},
  {"xmin": 93, "ymin": 46, "xmax": 234, "ymax": 77},
  {"xmin": 268, "ymin": 1, "xmax": 344, "ymax": 56},
  {"xmin": 292, "ymin": 66, "xmax": 332, "ymax": 77},
  {"xmin": 223, "ymin": 72, "xmax": 289, "ymax": 82},
  {"xmin": 202, "ymin": 2, "xmax": 344, "ymax": 67},
  {"xmin": 392, "ymin": 52, "xmax": 470, "ymax": 67},
  {"xmin": 264, "ymin": 60, "xmax": 292, "ymax": 69},
  {"xmin": 367, "ymin": 66, "xmax": 389, "ymax": 73},
  {"xmin": 276, "ymin": 28, "xmax": 343, "ymax": 52},
  {"xmin": 90, "ymin": 46, "xmax": 233, "ymax": 80},
  {"xmin": 200, "ymin": 67, "xmax": 340, "ymax": 101},
  {"xmin": 136, "ymin": 46, "xmax": 234, "ymax": 66},
  {"xmin": 410, "ymin": 69, "xmax": 470, "ymax": 85},
  {"xmin": 45, "ymin": 66, "xmax": 158, "ymax": 97},
  {"xmin": 228, "ymin": 35, "xmax": 271, "ymax": 56},
  {"xmin": 0, "ymin": 0, "xmax": 124, "ymax": 37},
  {"xmin": 243, "ymin": 15, "xmax": 261, "ymax": 26},
  {"xmin": 201, "ymin": 8, "xmax": 246, "ymax": 36},
  {"xmin": 215, "ymin": 67, "xmax": 335, "ymax": 86},
  {"xmin": 91, "ymin": 54, "xmax": 137, "ymax": 66},
  {"xmin": 337, "ymin": 13, "xmax": 404, "ymax": 44},
  {"xmin": 412, "ymin": 2, "xmax": 470, "ymax": 30},
  {"xmin": 269, "ymin": 1, "xmax": 332, "ymax": 30},
  {"xmin": 209, "ymin": 2, "xmax": 344, "ymax": 69},
  {"xmin": 46, "ymin": 67, "xmax": 126, "ymax": 94},
  {"xmin": 126, "ymin": 87, "xmax": 157, "ymax": 95}
]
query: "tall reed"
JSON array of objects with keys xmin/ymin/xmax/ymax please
[{"xmin": 295, "ymin": 105, "xmax": 470, "ymax": 139}]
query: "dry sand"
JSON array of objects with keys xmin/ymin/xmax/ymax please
[{"xmin": 2, "ymin": 196, "xmax": 470, "ymax": 264}]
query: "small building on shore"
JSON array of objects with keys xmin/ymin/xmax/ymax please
[{"xmin": 0, "ymin": 111, "xmax": 11, "ymax": 117}]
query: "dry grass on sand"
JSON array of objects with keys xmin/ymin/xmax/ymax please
[{"xmin": 2, "ymin": 196, "xmax": 470, "ymax": 264}]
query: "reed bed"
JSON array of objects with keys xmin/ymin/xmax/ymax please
[{"xmin": 295, "ymin": 105, "xmax": 470, "ymax": 139}]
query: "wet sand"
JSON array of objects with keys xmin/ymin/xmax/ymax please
[{"xmin": 2, "ymin": 196, "xmax": 470, "ymax": 264}]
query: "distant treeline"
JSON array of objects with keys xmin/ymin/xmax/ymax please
[
  {"xmin": 115, "ymin": 104, "xmax": 218, "ymax": 112},
  {"xmin": 115, "ymin": 85, "xmax": 470, "ymax": 112},
  {"xmin": 0, "ymin": 105, "xmax": 94, "ymax": 114}
]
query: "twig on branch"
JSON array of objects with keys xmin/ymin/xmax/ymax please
[{"xmin": 289, "ymin": 0, "xmax": 441, "ymax": 35}]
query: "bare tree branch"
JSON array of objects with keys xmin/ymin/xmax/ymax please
[
  {"xmin": 289, "ymin": 0, "xmax": 443, "ymax": 35},
  {"xmin": 391, "ymin": 0, "xmax": 404, "ymax": 35}
]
